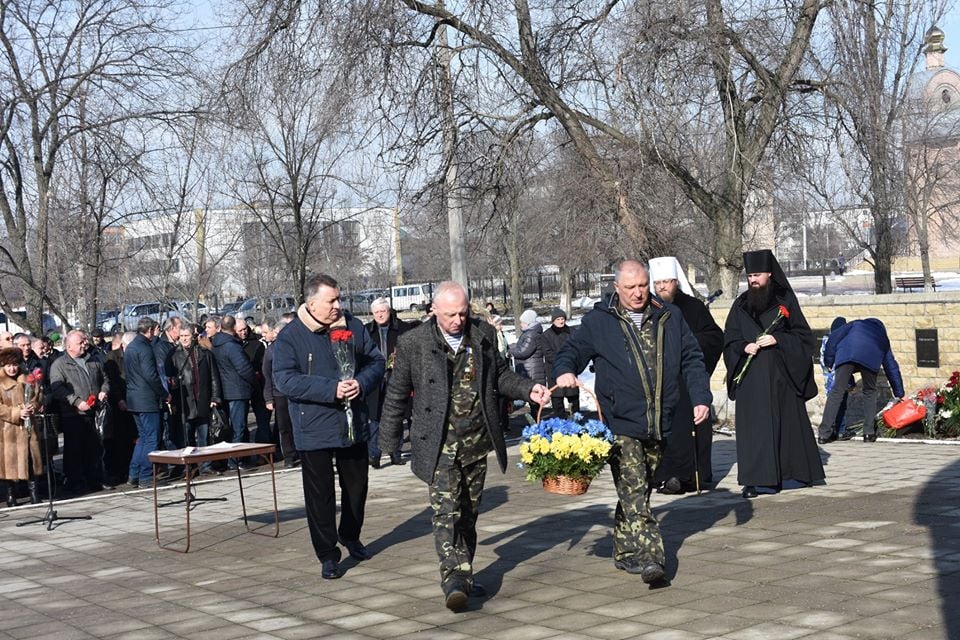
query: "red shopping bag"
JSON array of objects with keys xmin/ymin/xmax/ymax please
[{"xmin": 881, "ymin": 400, "xmax": 926, "ymax": 429}]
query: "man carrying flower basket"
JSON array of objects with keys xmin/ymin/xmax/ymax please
[
  {"xmin": 554, "ymin": 260, "xmax": 712, "ymax": 585},
  {"xmin": 379, "ymin": 281, "xmax": 550, "ymax": 611}
]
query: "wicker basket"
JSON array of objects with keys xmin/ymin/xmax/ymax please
[{"xmin": 542, "ymin": 475, "xmax": 591, "ymax": 496}]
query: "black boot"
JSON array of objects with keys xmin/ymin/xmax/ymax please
[
  {"xmin": 5, "ymin": 482, "xmax": 15, "ymax": 508},
  {"xmin": 28, "ymin": 480, "xmax": 40, "ymax": 505}
]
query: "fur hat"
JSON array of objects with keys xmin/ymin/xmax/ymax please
[
  {"xmin": 551, "ymin": 307, "xmax": 567, "ymax": 321},
  {"xmin": 0, "ymin": 347, "xmax": 22, "ymax": 368}
]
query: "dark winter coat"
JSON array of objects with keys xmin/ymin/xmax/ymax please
[
  {"xmin": 509, "ymin": 323, "xmax": 547, "ymax": 386},
  {"xmin": 242, "ymin": 337, "xmax": 266, "ymax": 402},
  {"xmin": 379, "ymin": 317, "xmax": 535, "ymax": 483},
  {"xmin": 103, "ymin": 347, "xmax": 126, "ymax": 409},
  {"xmin": 541, "ymin": 324, "xmax": 578, "ymax": 398},
  {"xmin": 124, "ymin": 334, "xmax": 166, "ymax": 413},
  {"xmin": 553, "ymin": 295, "xmax": 712, "ymax": 441},
  {"xmin": 364, "ymin": 311, "xmax": 416, "ymax": 421},
  {"xmin": 272, "ymin": 306, "xmax": 385, "ymax": 450},
  {"xmin": 168, "ymin": 344, "xmax": 222, "ymax": 421},
  {"xmin": 49, "ymin": 353, "xmax": 110, "ymax": 417},
  {"xmin": 210, "ymin": 332, "xmax": 255, "ymax": 401},
  {"xmin": 823, "ymin": 318, "xmax": 905, "ymax": 398}
]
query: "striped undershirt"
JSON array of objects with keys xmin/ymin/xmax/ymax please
[
  {"xmin": 442, "ymin": 332, "xmax": 464, "ymax": 352},
  {"xmin": 626, "ymin": 311, "xmax": 646, "ymax": 330}
]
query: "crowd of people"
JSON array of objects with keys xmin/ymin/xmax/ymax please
[{"xmin": 0, "ymin": 248, "xmax": 903, "ymax": 613}]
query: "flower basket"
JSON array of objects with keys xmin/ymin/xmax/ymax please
[
  {"xmin": 519, "ymin": 384, "xmax": 613, "ymax": 496},
  {"xmin": 543, "ymin": 475, "xmax": 591, "ymax": 496}
]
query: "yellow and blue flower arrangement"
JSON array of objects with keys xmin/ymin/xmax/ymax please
[{"xmin": 518, "ymin": 413, "xmax": 614, "ymax": 484}]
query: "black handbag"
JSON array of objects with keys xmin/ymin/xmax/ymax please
[{"xmin": 209, "ymin": 405, "xmax": 228, "ymax": 443}]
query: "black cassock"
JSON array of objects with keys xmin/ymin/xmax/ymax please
[
  {"xmin": 723, "ymin": 291, "xmax": 825, "ymax": 488},
  {"xmin": 655, "ymin": 291, "xmax": 723, "ymax": 487}
]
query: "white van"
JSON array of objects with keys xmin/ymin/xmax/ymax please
[{"xmin": 390, "ymin": 283, "xmax": 433, "ymax": 312}]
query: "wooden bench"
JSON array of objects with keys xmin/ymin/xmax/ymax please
[{"xmin": 894, "ymin": 276, "xmax": 937, "ymax": 292}]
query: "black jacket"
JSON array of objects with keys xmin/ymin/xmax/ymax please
[
  {"xmin": 541, "ymin": 324, "xmax": 578, "ymax": 397},
  {"xmin": 210, "ymin": 332, "xmax": 255, "ymax": 401},
  {"xmin": 103, "ymin": 347, "xmax": 126, "ymax": 409},
  {"xmin": 124, "ymin": 334, "xmax": 166, "ymax": 413},
  {"xmin": 553, "ymin": 295, "xmax": 712, "ymax": 441},
  {"xmin": 364, "ymin": 311, "xmax": 416, "ymax": 421},
  {"xmin": 380, "ymin": 317, "xmax": 534, "ymax": 483},
  {"xmin": 168, "ymin": 344, "xmax": 222, "ymax": 421},
  {"xmin": 509, "ymin": 323, "xmax": 547, "ymax": 386}
]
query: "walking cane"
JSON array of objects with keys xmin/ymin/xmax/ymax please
[{"xmin": 691, "ymin": 424, "xmax": 702, "ymax": 495}]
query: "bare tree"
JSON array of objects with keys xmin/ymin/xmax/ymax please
[
  {"xmin": 0, "ymin": 0, "xmax": 194, "ymax": 333},
  {"xmin": 816, "ymin": 2, "xmax": 952, "ymax": 292}
]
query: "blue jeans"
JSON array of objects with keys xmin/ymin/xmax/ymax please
[
  {"xmin": 129, "ymin": 412, "xmax": 161, "ymax": 484},
  {"xmin": 187, "ymin": 419, "xmax": 212, "ymax": 473},
  {"xmin": 227, "ymin": 399, "xmax": 249, "ymax": 469}
]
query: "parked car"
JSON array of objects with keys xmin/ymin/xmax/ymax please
[
  {"xmin": 96, "ymin": 309, "xmax": 122, "ymax": 333},
  {"xmin": 218, "ymin": 301, "xmax": 241, "ymax": 315},
  {"xmin": 390, "ymin": 283, "xmax": 433, "ymax": 312},
  {"xmin": 118, "ymin": 300, "xmax": 207, "ymax": 331},
  {"xmin": 0, "ymin": 310, "xmax": 60, "ymax": 335},
  {"xmin": 236, "ymin": 295, "xmax": 296, "ymax": 325}
]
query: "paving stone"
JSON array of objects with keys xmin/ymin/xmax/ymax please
[{"xmin": 1, "ymin": 438, "xmax": 959, "ymax": 639}]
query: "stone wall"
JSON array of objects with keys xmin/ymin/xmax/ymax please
[{"xmin": 708, "ymin": 291, "xmax": 960, "ymax": 416}]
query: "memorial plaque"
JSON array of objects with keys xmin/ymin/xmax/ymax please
[{"xmin": 916, "ymin": 328, "xmax": 939, "ymax": 368}]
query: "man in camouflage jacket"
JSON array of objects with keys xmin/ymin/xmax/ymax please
[{"xmin": 380, "ymin": 281, "xmax": 550, "ymax": 611}]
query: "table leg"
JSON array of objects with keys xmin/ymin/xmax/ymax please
[
  {"xmin": 237, "ymin": 465, "xmax": 247, "ymax": 529},
  {"xmin": 153, "ymin": 463, "xmax": 159, "ymax": 543}
]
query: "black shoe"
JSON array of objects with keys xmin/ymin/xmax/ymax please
[
  {"xmin": 368, "ymin": 456, "xmax": 381, "ymax": 469},
  {"xmin": 613, "ymin": 557, "xmax": 644, "ymax": 574},
  {"xmin": 818, "ymin": 433, "xmax": 837, "ymax": 444},
  {"xmin": 838, "ymin": 431, "xmax": 855, "ymax": 441},
  {"xmin": 741, "ymin": 486, "xmax": 759, "ymax": 498},
  {"xmin": 5, "ymin": 486, "xmax": 15, "ymax": 508},
  {"xmin": 340, "ymin": 539, "xmax": 371, "ymax": 561},
  {"xmin": 444, "ymin": 584, "xmax": 468, "ymax": 611},
  {"xmin": 321, "ymin": 559, "xmax": 342, "ymax": 579},
  {"xmin": 640, "ymin": 562, "xmax": 666, "ymax": 584},
  {"xmin": 28, "ymin": 481, "xmax": 39, "ymax": 504},
  {"xmin": 389, "ymin": 452, "xmax": 406, "ymax": 466},
  {"xmin": 658, "ymin": 477, "xmax": 685, "ymax": 495},
  {"xmin": 469, "ymin": 580, "xmax": 487, "ymax": 597},
  {"xmin": 283, "ymin": 458, "xmax": 298, "ymax": 469},
  {"xmin": 863, "ymin": 433, "xmax": 878, "ymax": 442},
  {"xmin": 127, "ymin": 478, "xmax": 139, "ymax": 488}
]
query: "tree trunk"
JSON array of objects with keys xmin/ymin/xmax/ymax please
[
  {"xmin": 437, "ymin": 11, "xmax": 468, "ymax": 288},
  {"xmin": 713, "ymin": 206, "xmax": 744, "ymax": 298},
  {"xmin": 506, "ymin": 214, "xmax": 523, "ymax": 322}
]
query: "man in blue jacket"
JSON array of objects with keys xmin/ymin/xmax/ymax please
[
  {"xmin": 124, "ymin": 318, "xmax": 168, "ymax": 488},
  {"xmin": 554, "ymin": 260, "xmax": 712, "ymax": 585},
  {"xmin": 210, "ymin": 315, "xmax": 256, "ymax": 469},
  {"xmin": 818, "ymin": 318, "xmax": 904, "ymax": 443},
  {"xmin": 273, "ymin": 273, "xmax": 385, "ymax": 580}
]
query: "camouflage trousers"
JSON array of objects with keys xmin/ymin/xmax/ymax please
[
  {"xmin": 609, "ymin": 435, "xmax": 665, "ymax": 564},
  {"xmin": 428, "ymin": 454, "xmax": 487, "ymax": 591}
]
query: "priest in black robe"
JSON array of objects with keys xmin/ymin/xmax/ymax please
[
  {"xmin": 722, "ymin": 250, "xmax": 824, "ymax": 498},
  {"xmin": 650, "ymin": 257, "xmax": 724, "ymax": 494}
]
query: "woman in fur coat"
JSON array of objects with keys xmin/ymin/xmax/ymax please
[{"xmin": 0, "ymin": 347, "xmax": 44, "ymax": 506}]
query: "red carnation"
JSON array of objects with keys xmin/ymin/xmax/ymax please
[
  {"xmin": 26, "ymin": 367, "xmax": 43, "ymax": 385},
  {"xmin": 778, "ymin": 304, "xmax": 790, "ymax": 319},
  {"xmin": 86, "ymin": 394, "xmax": 97, "ymax": 407},
  {"xmin": 330, "ymin": 329, "xmax": 353, "ymax": 343}
]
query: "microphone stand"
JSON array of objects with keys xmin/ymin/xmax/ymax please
[{"xmin": 17, "ymin": 413, "xmax": 92, "ymax": 531}]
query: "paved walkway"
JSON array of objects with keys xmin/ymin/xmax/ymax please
[{"xmin": 1, "ymin": 437, "xmax": 959, "ymax": 640}]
